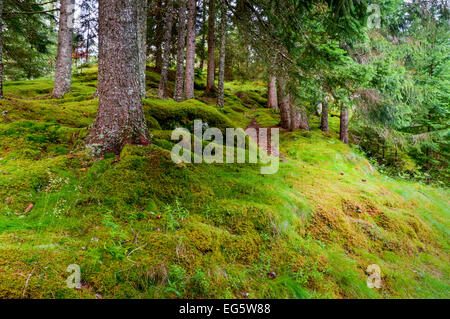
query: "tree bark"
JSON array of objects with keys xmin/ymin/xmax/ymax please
[
  {"xmin": 290, "ymin": 101, "xmax": 310, "ymax": 131},
  {"xmin": 184, "ymin": 0, "xmax": 196, "ymax": 100},
  {"xmin": 277, "ymin": 77, "xmax": 291, "ymax": 130},
  {"xmin": 199, "ymin": 0, "xmax": 207, "ymax": 71},
  {"xmin": 321, "ymin": 99, "xmax": 329, "ymax": 133},
  {"xmin": 340, "ymin": 104, "xmax": 349, "ymax": 144},
  {"xmin": 87, "ymin": 0, "xmax": 150, "ymax": 156},
  {"xmin": 216, "ymin": 1, "xmax": 226, "ymax": 108},
  {"xmin": 52, "ymin": 0, "xmax": 74, "ymax": 98},
  {"xmin": 205, "ymin": 0, "xmax": 216, "ymax": 93},
  {"xmin": 137, "ymin": 0, "xmax": 148, "ymax": 98},
  {"xmin": 174, "ymin": 0, "xmax": 187, "ymax": 102},
  {"xmin": 267, "ymin": 76, "xmax": 278, "ymax": 110},
  {"xmin": 154, "ymin": 0, "xmax": 164, "ymax": 72},
  {"xmin": 158, "ymin": 0, "xmax": 174, "ymax": 99},
  {"xmin": 0, "ymin": 0, "xmax": 3, "ymax": 100}
]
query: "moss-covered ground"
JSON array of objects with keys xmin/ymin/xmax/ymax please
[{"xmin": 0, "ymin": 67, "xmax": 448, "ymax": 298}]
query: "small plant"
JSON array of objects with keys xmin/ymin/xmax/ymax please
[
  {"xmin": 163, "ymin": 199, "xmax": 190, "ymax": 231},
  {"xmin": 190, "ymin": 269, "xmax": 211, "ymax": 297},
  {"xmin": 166, "ymin": 265, "xmax": 187, "ymax": 297},
  {"xmin": 45, "ymin": 171, "xmax": 69, "ymax": 193}
]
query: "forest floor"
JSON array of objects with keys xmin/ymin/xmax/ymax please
[{"xmin": 0, "ymin": 66, "xmax": 448, "ymax": 299}]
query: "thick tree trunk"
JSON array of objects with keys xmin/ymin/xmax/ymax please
[
  {"xmin": 158, "ymin": 0, "xmax": 175, "ymax": 99},
  {"xmin": 184, "ymin": 0, "xmax": 197, "ymax": 100},
  {"xmin": 340, "ymin": 104, "xmax": 349, "ymax": 144},
  {"xmin": 216, "ymin": 2, "xmax": 226, "ymax": 108},
  {"xmin": 87, "ymin": 0, "xmax": 150, "ymax": 156},
  {"xmin": 0, "ymin": 0, "xmax": 3, "ymax": 100},
  {"xmin": 52, "ymin": 0, "xmax": 74, "ymax": 98},
  {"xmin": 174, "ymin": 0, "xmax": 187, "ymax": 102},
  {"xmin": 277, "ymin": 77, "xmax": 291, "ymax": 130},
  {"xmin": 321, "ymin": 100, "xmax": 329, "ymax": 133},
  {"xmin": 290, "ymin": 101, "xmax": 310, "ymax": 131},
  {"xmin": 137, "ymin": 0, "xmax": 148, "ymax": 98},
  {"xmin": 267, "ymin": 76, "xmax": 278, "ymax": 110},
  {"xmin": 205, "ymin": 0, "xmax": 216, "ymax": 93}
]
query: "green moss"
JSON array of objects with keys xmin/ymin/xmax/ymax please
[
  {"xmin": 143, "ymin": 98, "xmax": 235, "ymax": 131},
  {"xmin": 0, "ymin": 69, "xmax": 448, "ymax": 299}
]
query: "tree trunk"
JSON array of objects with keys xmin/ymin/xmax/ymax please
[
  {"xmin": 199, "ymin": 0, "xmax": 207, "ymax": 71},
  {"xmin": 290, "ymin": 101, "xmax": 310, "ymax": 131},
  {"xmin": 174, "ymin": 0, "xmax": 187, "ymax": 102},
  {"xmin": 205, "ymin": 0, "xmax": 216, "ymax": 93},
  {"xmin": 184, "ymin": 0, "xmax": 197, "ymax": 100},
  {"xmin": 217, "ymin": 2, "xmax": 226, "ymax": 108},
  {"xmin": 155, "ymin": 44, "xmax": 163, "ymax": 72},
  {"xmin": 86, "ymin": 19, "xmax": 90, "ymax": 64},
  {"xmin": 158, "ymin": 0, "xmax": 175, "ymax": 99},
  {"xmin": 154, "ymin": 0, "xmax": 164, "ymax": 72},
  {"xmin": 137, "ymin": 0, "xmax": 148, "ymax": 98},
  {"xmin": 52, "ymin": 0, "xmax": 74, "ymax": 98},
  {"xmin": 267, "ymin": 76, "xmax": 278, "ymax": 110},
  {"xmin": 277, "ymin": 77, "xmax": 291, "ymax": 130},
  {"xmin": 87, "ymin": 0, "xmax": 150, "ymax": 156},
  {"xmin": 0, "ymin": 0, "xmax": 3, "ymax": 100},
  {"xmin": 340, "ymin": 104, "xmax": 349, "ymax": 144},
  {"xmin": 321, "ymin": 100, "xmax": 329, "ymax": 133}
]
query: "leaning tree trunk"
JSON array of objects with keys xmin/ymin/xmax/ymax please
[
  {"xmin": 321, "ymin": 99, "xmax": 329, "ymax": 133},
  {"xmin": 137, "ymin": 0, "xmax": 148, "ymax": 98},
  {"xmin": 205, "ymin": 0, "xmax": 216, "ymax": 93},
  {"xmin": 277, "ymin": 77, "xmax": 291, "ymax": 129},
  {"xmin": 86, "ymin": 0, "xmax": 150, "ymax": 156},
  {"xmin": 340, "ymin": 104, "xmax": 349, "ymax": 144},
  {"xmin": 0, "ymin": 0, "xmax": 3, "ymax": 100},
  {"xmin": 184, "ymin": 0, "xmax": 197, "ymax": 100},
  {"xmin": 267, "ymin": 76, "xmax": 278, "ymax": 110},
  {"xmin": 216, "ymin": 1, "xmax": 226, "ymax": 108},
  {"xmin": 174, "ymin": 0, "xmax": 187, "ymax": 102},
  {"xmin": 52, "ymin": 0, "xmax": 74, "ymax": 98},
  {"xmin": 158, "ymin": 0, "xmax": 175, "ymax": 99}
]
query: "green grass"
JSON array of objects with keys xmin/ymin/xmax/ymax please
[{"xmin": 0, "ymin": 68, "xmax": 448, "ymax": 299}]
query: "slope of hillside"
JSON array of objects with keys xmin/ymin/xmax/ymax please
[{"xmin": 0, "ymin": 68, "xmax": 448, "ymax": 298}]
